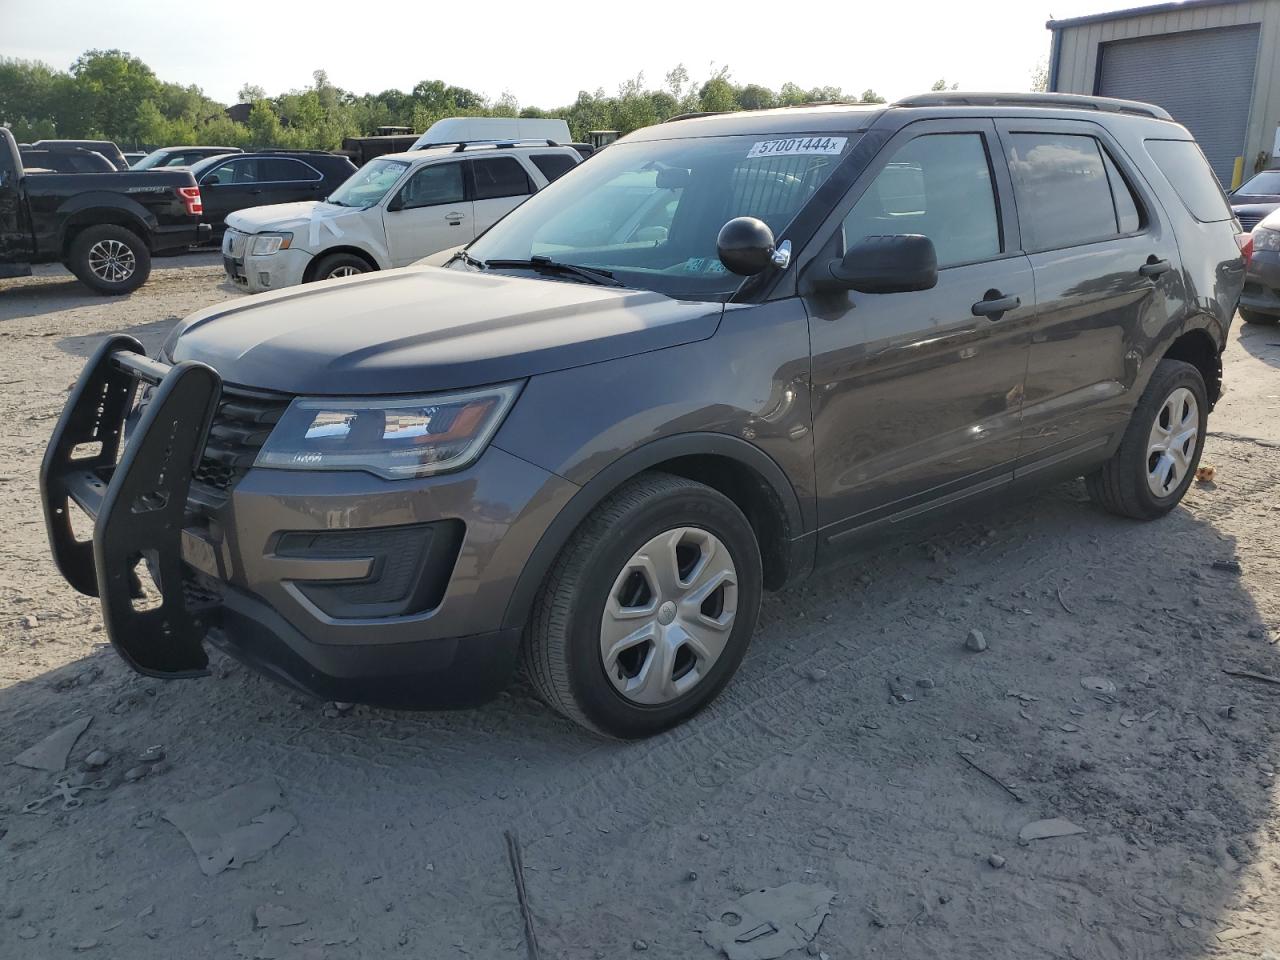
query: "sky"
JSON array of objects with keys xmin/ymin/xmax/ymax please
[{"xmin": 3, "ymin": 0, "xmax": 1137, "ymax": 108}]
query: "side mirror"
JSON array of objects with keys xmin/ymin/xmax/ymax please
[
  {"xmin": 812, "ymin": 234, "xmax": 938, "ymax": 294},
  {"xmin": 717, "ymin": 216, "xmax": 781, "ymax": 276}
]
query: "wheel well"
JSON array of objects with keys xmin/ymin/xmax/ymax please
[
  {"xmin": 1163, "ymin": 328, "xmax": 1222, "ymax": 408},
  {"xmin": 652, "ymin": 454, "xmax": 792, "ymax": 590},
  {"xmin": 303, "ymin": 246, "xmax": 378, "ymax": 282},
  {"xmin": 61, "ymin": 212, "xmax": 148, "ymax": 258}
]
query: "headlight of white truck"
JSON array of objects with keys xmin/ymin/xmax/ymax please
[{"xmin": 249, "ymin": 233, "xmax": 293, "ymax": 256}]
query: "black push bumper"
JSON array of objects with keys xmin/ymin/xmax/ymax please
[{"xmin": 40, "ymin": 335, "xmax": 221, "ymax": 679}]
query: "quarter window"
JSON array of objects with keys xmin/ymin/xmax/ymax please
[
  {"xmin": 472, "ymin": 157, "xmax": 533, "ymax": 200},
  {"xmin": 1145, "ymin": 138, "xmax": 1233, "ymax": 222},
  {"xmin": 397, "ymin": 162, "xmax": 465, "ymax": 209},
  {"xmin": 530, "ymin": 153, "xmax": 577, "ymax": 183},
  {"xmin": 1004, "ymin": 133, "xmax": 1138, "ymax": 251},
  {"xmin": 843, "ymin": 133, "xmax": 1001, "ymax": 268}
]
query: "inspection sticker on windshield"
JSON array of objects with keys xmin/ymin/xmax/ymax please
[{"xmin": 746, "ymin": 136, "xmax": 847, "ymax": 159}]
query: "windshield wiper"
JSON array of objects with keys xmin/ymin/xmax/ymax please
[
  {"xmin": 483, "ymin": 256, "xmax": 626, "ymax": 288},
  {"xmin": 449, "ymin": 249, "xmax": 486, "ymax": 270},
  {"xmin": 324, "ymin": 196, "xmax": 349, "ymax": 207}
]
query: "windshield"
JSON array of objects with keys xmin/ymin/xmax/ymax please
[
  {"xmin": 326, "ymin": 158, "xmax": 410, "ymax": 207},
  {"xmin": 1236, "ymin": 170, "xmax": 1280, "ymax": 196},
  {"xmin": 463, "ymin": 132, "xmax": 858, "ymax": 300}
]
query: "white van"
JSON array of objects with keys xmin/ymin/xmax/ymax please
[
  {"xmin": 409, "ymin": 117, "xmax": 573, "ymax": 152},
  {"xmin": 220, "ymin": 142, "xmax": 581, "ymax": 292}
]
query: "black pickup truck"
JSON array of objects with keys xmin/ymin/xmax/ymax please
[{"xmin": 1, "ymin": 127, "xmax": 209, "ymax": 294}]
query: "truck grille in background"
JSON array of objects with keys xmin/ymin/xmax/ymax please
[
  {"xmin": 222, "ymin": 229, "xmax": 248, "ymax": 257},
  {"xmin": 1237, "ymin": 212, "xmax": 1264, "ymax": 231},
  {"xmin": 191, "ymin": 386, "xmax": 290, "ymax": 505}
]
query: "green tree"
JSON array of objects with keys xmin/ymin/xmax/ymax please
[
  {"xmin": 70, "ymin": 49, "xmax": 161, "ymax": 140},
  {"xmin": 736, "ymin": 83, "xmax": 775, "ymax": 111},
  {"xmin": 859, "ymin": 88, "xmax": 886, "ymax": 104},
  {"xmin": 238, "ymin": 83, "xmax": 267, "ymax": 102}
]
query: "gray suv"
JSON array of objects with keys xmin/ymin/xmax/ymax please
[{"xmin": 42, "ymin": 93, "xmax": 1246, "ymax": 738}]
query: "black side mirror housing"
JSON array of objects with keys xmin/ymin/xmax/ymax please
[
  {"xmin": 717, "ymin": 216, "xmax": 777, "ymax": 276},
  {"xmin": 812, "ymin": 234, "xmax": 938, "ymax": 294}
]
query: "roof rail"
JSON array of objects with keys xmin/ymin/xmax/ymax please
[
  {"xmin": 892, "ymin": 91, "xmax": 1173, "ymax": 121},
  {"xmin": 413, "ymin": 138, "xmax": 565, "ymax": 152},
  {"xmin": 254, "ymin": 148, "xmax": 344, "ymax": 155},
  {"xmin": 663, "ymin": 112, "xmax": 728, "ymax": 123}
]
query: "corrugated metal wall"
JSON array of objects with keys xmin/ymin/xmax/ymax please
[
  {"xmin": 1052, "ymin": 0, "xmax": 1280, "ymax": 182},
  {"xmin": 1097, "ymin": 24, "xmax": 1260, "ymax": 182}
]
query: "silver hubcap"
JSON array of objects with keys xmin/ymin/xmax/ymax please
[
  {"xmin": 328, "ymin": 265, "xmax": 360, "ymax": 278},
  {"xmin": 1147, "ymin": 386, "xmax": 1199, "ymax": 497},
  {"xmin": 87, "ymin": 239, "xmax": 136, "ymax": 283},
  {"xmin": 600, "ymin": 527, "xmax": 738, "ymax": 705}
]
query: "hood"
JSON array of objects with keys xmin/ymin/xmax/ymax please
[
  {"xmin": 168, "ymin": 267, "xmax": 723, "ymax": 395},
  {"xmin": 225, "ymin": 201, "xmax": 356, "ymax": 235}
]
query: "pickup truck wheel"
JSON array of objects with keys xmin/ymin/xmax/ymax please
[
  {"xmin": 1085, "ymin": 359, "xmax": 1208, "ymax": 520},
  {"xmin": 523, "ymin": 473, "xmax": 763, "ymax": 739},
  {"xmin": 310, "ymin": 252, "xmax": 371, "ymax": 282},
  {"xmin": 68, "ymin": 225, "xmax": 151, "ymax": 295}
]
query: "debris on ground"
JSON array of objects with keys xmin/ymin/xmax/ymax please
[
  {"xmin": 1019, "ymin": 818, "xmax": 1086, "ymax": 843},
  {"xmin": 1223, "ymin": 668, "xmax": 1280, "ymax": 687},
  {"xmin": 1212, "ymin": 559, "xmax": 1243, "ymax": 574},
  {"xmin": 958, "ymin": 752, "xmax": 1025, "ymax": 803},
  {"xmin": 988, "ymin": 854, "xmax": 1006, "ymax": 869},
  {"xmin": 163, "ymin": 779, "xmax": 297, "ymax": 877},
  {"xmin": 137, "ymin": 745, "xmax": 165, "ymax": 763},
  {"xmin": 699, "ymin": 882, "xmax": 834, "ymax": 960},
  {"xmin": 1080, "ymin": 677, "xmax": 1116, "ymax": 694},
  {"xmin": 123, "ymin": 765, "xmax": 150, "ymax": 783},
  {"xmin": 965, "ymin": 629, "xmax": 988, "ymax": 652},
  {"xmin": 82, "ymin": 749, "xmax": 109, "ymax": 769},
  {"xmin": 254, "ymin": 904, "xmax": 305, "ymax": 929},
  {"xmin": 14, "ymin": 715, "xmax": 92, "ymax": 772},
  {"xmin": 1195, "ymin": 464, "xmax": 1217, "ymax": 483}
]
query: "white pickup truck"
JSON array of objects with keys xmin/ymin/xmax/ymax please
[{"xmin": 221, "ymin": 142, "xmax": 581, "ymax": 292}]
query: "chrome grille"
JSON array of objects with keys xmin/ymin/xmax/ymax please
[
  {"xmin": 222, "ymin": 229, "xmax": 248, "ymax": 258},
  {"xmin": 1237, "ymin": 212, "xmax": 1263, "ymax": 231}
]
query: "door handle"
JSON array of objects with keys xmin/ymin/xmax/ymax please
[
  {"xmin": 445, "ymin": 211, "xmax": 463, "ymax": 224},
  {"xmin": 971, "ymin": 291, "xmax": 1021, "ymax": 318},
  {"xmin": 1139, "ymin": 257, "xmax": 1172, "ymax": 278}
]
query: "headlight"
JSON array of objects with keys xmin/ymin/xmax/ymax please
[
  {"xmin": 254, "ymin": 383, "xmax": 521, "ymax": 479},
  {"xmin": 1252, "ymin": 226, "xmax": 1280, "ymax": 252},
  {"xmin": 249, "ymin": 232, "xmax": 292, "ymax": 256}
]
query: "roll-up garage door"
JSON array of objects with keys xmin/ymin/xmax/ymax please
[{"xmin": 1097, "ymin": 24, "xmax": 1259, "ymax": 184}]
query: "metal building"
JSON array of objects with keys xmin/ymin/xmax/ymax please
[{"xmin": 1048, "ymin": 0, "xmax": 1280, "ymax": 185}]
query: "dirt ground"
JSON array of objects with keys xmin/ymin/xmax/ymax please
[{"xmin": 1, "ymin": 255, "xmax": 1279, "ymax": 960}]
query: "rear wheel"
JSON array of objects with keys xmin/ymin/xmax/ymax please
[
  {"xmin": 523, "ymin": 473, "xmax": 763, "ymax": 739},
  {"xmin": 1240, "ymin": 307, "xmax": 1278, "ymax": 324},
  {"xmin": 309, "ymin": 252, "xmax": 371, "ymax": 282},
  {"xmin": 1085, "ymin": 359, "xmax": 1208, "ymax": 519},
  {"xmin": 68, "ymin": 225, "xmax": 151, "ymax": 295}
]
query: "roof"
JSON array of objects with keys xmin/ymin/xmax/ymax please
[
  {"xmin": 626, "ymin": 103, "xmax": 885, "ymax": 141},
  {"xmin": 1047, "ymin": 0, "xmax": 1253, "ymax": 30}
]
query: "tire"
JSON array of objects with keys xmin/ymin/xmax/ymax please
[
  {"xmin": 1085, "ymin": 359, "xmax": 1208, "ymax": 520},
  {"xmin": 309, "ymin": 252, "xmax": 372, "ymax": 282},
  {"xmin": 1240, "ymin": 307, "xmax": 1278, "ymax": 325},
  {"xmin": 523, "ymin": 472, "xmax": 763, "ymax": 739},
  {"xmin": 67, "ymin": 224, "xmax": 151, "ymax": 295}
]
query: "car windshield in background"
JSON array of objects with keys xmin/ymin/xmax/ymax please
[
  {"xmin": 326, "ymin": 158, "xmax": 409, "ymax": 207},
  {"xmin": 1236, "ymin": 169, "xmax": 1280, "ymax": 196},
  {"xmin": 462, "ymin": 132, "xmax": 859, "ymax": 300},
  {"xmin": 131, "ymin": 149, "xmax": 191, "ymax": 169}
]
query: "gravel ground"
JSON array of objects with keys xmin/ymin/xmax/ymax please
[{"xmin": 1, "ymin": 257, "xmax": 1279, "ymax": 960}]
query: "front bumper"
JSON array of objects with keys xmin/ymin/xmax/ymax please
[
  {"xmin": 223, "ymin": 244, "xmax": 312, "ymax": 293},
  {"xmin": 40, "ymin": 337, "xmax": 577, "ymax": 707},
  {"xmin": 1241, "ymin": 249, "xmax": 1280, "ymax": 317}
]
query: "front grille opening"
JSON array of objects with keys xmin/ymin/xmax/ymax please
[{"xmin": 191, "ymin": 386, "xmax": 291, "ymax": 506}]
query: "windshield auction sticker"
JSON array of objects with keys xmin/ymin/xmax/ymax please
[{"xmin": 746, "ymin": 136, "xmax": 847, "ymax": 158}]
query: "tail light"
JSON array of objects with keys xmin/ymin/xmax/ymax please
[
  {"xmin": 1237, "ymin": 231, "xmax": 1254, "ymax": 269},
  {"xmin": 176, "ymin": 185, "xmax": 203, "ymax": 217}
]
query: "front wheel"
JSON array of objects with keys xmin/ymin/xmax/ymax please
[
  {"xmin": 1086, "ymin": 358, "xmax": 1208, "ymax": 519},
  {"xmin": 68, "ymin": 225, "xmax": 151, "ymax": 295},
  {"xmin": 523, "ymin": 473, "xmax": 763, "ymax": 738},
  {"xmin": 309, "ymin": 252, "xmax": 371, "ymax": 282}
]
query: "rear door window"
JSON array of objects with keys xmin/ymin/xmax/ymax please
[
  {"xmin": 471, "ymin": 157, "xmax": 533, "ymax": 200},
  {"xmin": 530, "ymin": 153, "xmax": 577, "ymax": 183},
  {"xmin": 1004, "ymin": 133, "xmax": 1135, "ymax": 251},
  {"xmin": 1144, "ymin": 139, "xmax": 1233, "ymax": 222}
]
